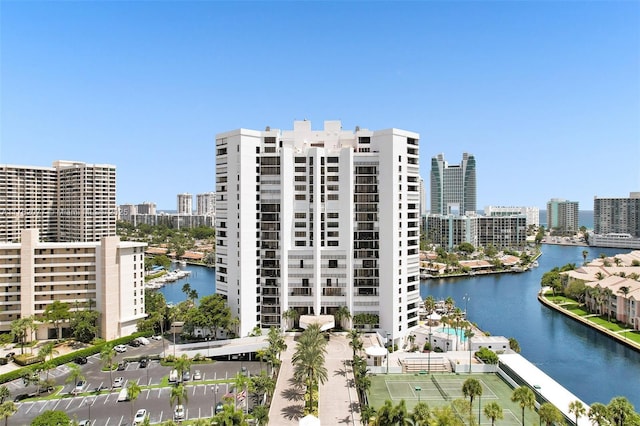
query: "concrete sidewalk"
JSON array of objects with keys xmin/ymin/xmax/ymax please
[{"xmin": 269, "ymin": 333, "xmax": 361, "ymax": 426}]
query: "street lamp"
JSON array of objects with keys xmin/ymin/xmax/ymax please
[
  {"xmin": 415, "ymin": 386, "xmax": 421, "ymax": 403},
  {"xmin": 85, "ymin": 397, "xmax": 93, "ymax": 423},
  {"xmin": 463, "ymin": 294, "xmax": 471, "ymax": 319},
  {"xmin": 427, "ymin": 332, "xmax": 432, "ymax": 374},
  {"xmin": 386, "ymin": 332, "xmax": 391, "ymax": 374}
]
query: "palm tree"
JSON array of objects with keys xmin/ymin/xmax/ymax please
[
  {"xmin": 233, "ymin": 372, "xmax": 250, "ymax": 411},
  {"xmin": 462, "ymin": 378, "xmax": 483, "ymax": 424},
  {"xmin": 393, "ymin": 399, "xmax": 411, "ymax": 425},
  {"xmin": 483, "ymin": 401, "xmax": 504, "ymax": 426},
  {"xmin": 38, "ymin": 342, "xmax": 58, "ymax": 380},
  {"xmin": 588, "ymin": 402, "xmax": 609, "ymax": 426},
  {"xmin": 0, "ymin": 386, "xmax": 9, "ymax": 404},
  {"xmin": 100, "ymin": 344, "xmax": 116, "ymax": 389},
  {"xmin": 617, "ymin": 286, "xmax": 631, "ymax": 326},
  {"xmin": 348, "ymin": 329, "xmax": 363, "ymax": 358},
  {"xmin": 511, "ymin": 386, "xmax": 535, "ymax": 425},
  {"xmin": 333, "ymin": 305, "xmax": 351, "ymax": 330},
  {"xmin": 127, "ymin": 381, "xmax": 142, "ymax": 422},
  {"xmin": 360, "ymin": 404, "xmax": 376, "ymax": 426},
  {"xmin": 292, "ymin": 324, "xmax": 328, "ymax": 414},
  {"xmin": 410, "ymin": 401, "xmax": 431, "ymax": 426},
  {"xmin": 569, "ymin": 400, "xmax": 587, "ymax": 425},
  {"xmin": 169, "ymin": 383, "xmax": 188, "ymax": 415},
  {"xmin": 65, "ymin": 364, "xmax": 85, "ymax": 390},
  {"xmin": 375, "ymin": 400, "xmax": 395, "ymax": 425},
  {"xmin": 213, "ymin": 402, "xmax": 249, "ymax": 425},
  {"xmin": 251, "ymin": 404, "xmax": 269, "ymax": 426},
  {"xmin": 607, "ymin": 396, "xmax": 636, "ymax": 426},
  {"xmin": 0, "ymin": 401, "xmax": 17, "ymax": 426},
  {"xmin": 538, "ymin": 402, "xmax": 564, "ymax": 426},
  {"xmin": 431, "ymin": 405, "xmax": 464, "ymax": 426},
  {"xmin": 282, "ymin": 308, "xmax": 300, "ymax": 330},
  {"xmin": 582, "ymin": 250, "xmax": 589, "ymax": 264},
  {"xmin": 174, "ymin": 354, "xmax": 192, "ymax": 383},
  {"xmin": 603, "ymin": 287, "xmax": 614, "ymax": 321}
]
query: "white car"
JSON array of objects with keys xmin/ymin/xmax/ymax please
[
  {"xmin": 137, "ymin": 337, "xmax": 150, "ymax": 345},
  {"xmin": 114, "ymin": 344, "xmax": 127, "ymax": 353},
  {"xmin": 113, "ymin": 377, "xmax": 124, "ymax": 388},
  {"xmin": 151, "ymin": 335, "xmax": 162, "ymax": 341},
  {"xmin": 133, "ymin": 409, "xmax": 147, "ymax": 425},
  {"xmin": 174, "ymin": 404, "xmax": 185, "ymax": 420},
  {"xmin": 193, "ymin": 370, "xmax": 201, "ymax": 380},
  {"xmin": 74, "ymin": 380, "xmax": 85, "ymax": 394}
]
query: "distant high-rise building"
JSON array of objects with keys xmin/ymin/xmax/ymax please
[
  {"xmin": 216, "ymin": 120, "xmax": 421, "ymax": 342},
  {"xmin": 196, "ymin": 192, "xmax": 216, "ymax": 216},
  {"xmin": 136, "ymin": 201, "xmax": 156, "ymax": 215},
  {"xmin": 177, "ymin": 193, "xmax": 193, "ymax": 215},
  {"xmin": 484, "ymin": 206, "xmax": 540, "ymax": 228},
  {"xmin": 547, "ymin": 198, "xmax": 579, "ymax": 233},
  {"xmin": 594, "ymin": 192, "xmax": 640, "ymax": 237},
  {"xmin": 430, "ymin": 153, "xmax": 476, "ymax": 215},
  {"xmin": 0, "ymin": 161, "xmax": 116, "ymax": 242}
]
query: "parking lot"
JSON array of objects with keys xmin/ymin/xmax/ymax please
[{"xmin": 5, "ymin": 338, "xmax": 261, "ymax": 425}]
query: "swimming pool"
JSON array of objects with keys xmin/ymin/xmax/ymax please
[{"xmin": 434, "ymin": 326, "xmax": 468, "ymax": 342}]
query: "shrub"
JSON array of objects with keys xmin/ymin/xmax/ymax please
[{"xmin": 474, "ymin": 347, "xmax": 498, "ymax": 364}]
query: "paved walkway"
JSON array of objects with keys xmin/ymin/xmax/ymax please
[{"xmin": 269, "ymin": 333, "xmax": 361, "ymax": 426}]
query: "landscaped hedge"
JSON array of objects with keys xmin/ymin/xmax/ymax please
[{"xmin": 0, "ymin": 331, "xmax": 153, "ymax": 386}]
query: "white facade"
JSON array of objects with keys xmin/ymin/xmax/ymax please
[
  {"xmin": 484, "ymin": 206, "xmax": 540, "ymax": 227},
  {"xmin": 196, "ymin": 192, "xmax": 216, "ymax": 216},
  {"xmin": 0, "ymin": 229, "xmax": 146, "ymax": 340},
  {"xmin": 177, "ymin": 193, "xmax": 193, "ymax": 215},
  {"xmin": 0, "ymin": 161, "xmax": 117, "ymax": 243},
  {"xmin": 215, "ymin": 120, "xmax": 422, "ymax": 342}
]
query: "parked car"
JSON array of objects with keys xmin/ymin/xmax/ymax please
[
  {"xmin": 169, "ymin": 369, "xmax": 178, "ymax": 382},
  {"xmin": 215, "ymin": 402, "xmax": 224, "ymax": 414},
  {"xmin": 193, "ymin": 370, "xmax": 201, "ymax": 380},
  {"xmin": 129, "ymin": 339, "xmax": 141, "ymax": 347},
  {"xmin": 117, "ymin": 361, "xmax": 127, "ymax": 371},
  {"xmin": 74, "ymin": 356, "xmax": 88, "ymax": 365},
  {"xmin": 5, "ymin": 352, "xmax": 15, "ymax": 359},
  {"xmin": 78, "ymin": 420, "xmax": 92, "ymax": 426},
  {"xmin": 182, "ymin": 370, "xmax": 190, "ymax": 382},
  {"xmin": 151, "ymin": 335, "xmax": 162, "ymax": 341},
  {"xmin": 114, "ymin": 345, "xmax": 127, "ymax": 353},
  {"xmin": 139, "ymin": 358, "xmax": 148, "ymax": 368},
  {"xmin": 74, "ymin": 380, "xmax": 86, "ymax": 394},
  {"xmin": 137, "ymin": 336, "xmax": 150, "ymax": 345},
  {"xmin": 133, "ymin": 409, "xmax": 147, "ymax": 425},
  {"xmin": 174, "ymin": 404, "xmax": 185, "ymax": 420},
  {"xmin": 113, "ymin": 377, "xmax": 124, "ymax": 388},
  {"xmin": 117, "ymin": 387, "xmax": 129, "ymax": 402}
]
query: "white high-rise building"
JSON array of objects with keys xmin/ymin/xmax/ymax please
[
  {"xmin": 216, "ymin": 120, "xmax": 422, "ymax": 343},
  {"xmin": 0, "ymin": 161, "xmax": 116, "ymax": 243},
  {"xmin": 484, "ymin": 206, "xmax": 540, "ymax": 228},
  {"xmin": 177, "ymin": 193, "xmax": 193, "ymax": 215},
  {"xmin": 196, "ymin": 192, "xmax": 216, "ymax": 216}
]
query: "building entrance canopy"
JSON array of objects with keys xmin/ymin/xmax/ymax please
[{"xmin": 299, "ymin": 315, "xmax": 335, "ymax": 331}]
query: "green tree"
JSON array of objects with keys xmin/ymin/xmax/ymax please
[
  {"xmin": 607, "ymin": 396, "xmax": 636, "ymax": 426},
  {"xmin": 483, "ymin": 402, "xmax": 504, "ymax": 426},
  {"xmin": 508, "ymin": 337, "xmax": 521, "ymax": 353},
  {"xmin": 0, "ymin": 401, "xmax": 16, "ymax": 426},
  {"xmin": 250, "ymin": 371, "xmax": 276, "ymax": 404},
  {"xmin": 43, "ymin": 301, "xmax": 71, "ymax": 340},
  {"xmin": 65, "ymin": 364, "xmax": 85, "ymax": 390},
  {"xmin": 588, "ymin": 402, "xmax": 610, "ymax": 426},
  {"xmin": 333, "ymin": 305, "xmax": 351, "ymax": 330},
  {"xmin": 127, "ymin": 381, "xmax": 142, "ymax": 421},
  {"xmin": 174, "ymin": 354, "xmax": 192, "ymax": 384},
  {"xmin": 0, "ymin": 386, "xmax": 9, "ymax": 404},
  {"xmin": 360, "ymin": 404, "xmax": 376, "ymax": 426},
  {"xmin": 212, "ymin": 402, "xmax": 249, "ymax": 425},
  {"xmin": 462, "ymin": 378, "xmax": 483, "ymax": 424},
  {"xmin": 292, "ymin": 324, "xmax": 328, "ymax": 415},
  {"xmin": 69, "ymin": 309, "xmax": 99, "ymax": 343},
  {"xmin": 282, "ymin": 308, "xmax": 300, "ymax": 330},
  {"xmin": 569, "ymin": 400, "xmax": 587, "ymax": 426},
  {"xmin": 431, "ymin": 405, "xmax": 464, "ymax": 426},
  {"xmin": 251, "ymin": 404, "xmax": 269, "ymax": 426},
  {"xmin": 195, "ymin": 294, "xmax": 231, "ymax": 339},
  {"xmin": 31, "ymin": 410, "xmax": 70, "ymax": 426},
  {"xmin": 538, "ymin": 402, "xmax": 565, "ymax": 426},
  {"xmin": 100, "ymin": 344, "xmax": 116, "ymax": 389},
  {"xmin": 348, "ymin": 329, "xmax": 363, "ymax": 358},
  {"xmin": 10, "ymin": 317, "xmax": 33, "ymax": 355},
  {"xmin": 511, "ymin": 386, "xmax": 535, "ymax": 426},
  {"xmin": 169, "ymin": 383, "xmax": 188, "ymax": 414},
  {"xmin": 411, "ymin": 401, "xmax": 431, "ymax": 426},
  {"xmin": 582, "ymin": 250, "xmax": 589, "ymax": 264},
  {"xmin": 38, "ymin": 342, "xmax": 58, "ymax": 380}
]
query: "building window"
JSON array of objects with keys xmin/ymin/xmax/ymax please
[{"xmin": 329, "ymin": 260, "xmax": 338, "ymax": 268}]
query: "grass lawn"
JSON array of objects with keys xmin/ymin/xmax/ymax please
[
  {"xmin": 567, "ymin": 306, "xmax": 588, "ymax": 315},
  {"xmin": 589, "ymin": 317, "xmax": 626, "ymax": 332}
]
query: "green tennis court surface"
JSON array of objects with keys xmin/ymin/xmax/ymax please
[{"xmin": 368, "ymin": 373, "xmax": 527, "ymax": 425}]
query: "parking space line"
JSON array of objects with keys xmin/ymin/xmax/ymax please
[
  {"xmin": 65, "ymin": 398, "xmax": 74, "ymax": 410},
  {"xmin": 38, "ymin": 400, "xmax": 51, "ymax": 413},
  {"xmin": 51, "ymin": 399, "xmax": 62, "ymax": 411}
]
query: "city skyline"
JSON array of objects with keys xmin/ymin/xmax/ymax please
[{"xmin": 1, "ymin": 2, "xmax": 638, "ymax": 210}]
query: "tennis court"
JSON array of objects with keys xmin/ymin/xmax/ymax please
[{"xmin": 368, "ymin": 373, "xmax": 526, "ymax": 425}]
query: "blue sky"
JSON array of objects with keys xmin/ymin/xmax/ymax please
[{"xmin": 1, "ymin": 1, "xmax": 638, "ymax": 210}]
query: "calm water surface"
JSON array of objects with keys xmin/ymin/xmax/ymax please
[{"xmin": 158, "ymin": 246, "xmax": 640, "ymax": 408}]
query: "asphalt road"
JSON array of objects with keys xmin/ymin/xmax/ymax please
[{"xmin": 6, "ymin": 338, "xmax": 262, "ymax": 425}]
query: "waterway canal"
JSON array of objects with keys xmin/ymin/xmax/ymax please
[{"xmin": 158, "ymin": 245, "xmax": 640, "ymax": 408}]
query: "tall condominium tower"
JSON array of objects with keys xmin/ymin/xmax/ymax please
[
  {"xmin": 216, "ymin": 120, "xmax": 422, "ymax": 342},
  {"xmin": 0, "ymin": 161, "xmax": 116, "ymax": 242},
  {"xmin": 430, "ymin": 153, "xmax": 476, "ymax": 215},
  {"xmin": 177, "ymin": 193, "xmax": 193, "ymax": 215},
  {"xmin": 196, "ymin": 192, "xmax": 216, "ymax": 216},
  {"xmin": 594, "ymin": 192, "xmax": 640, "ymax": 237},
  {"xmin": 547, "ymin": 198, "xmax": 579, "ymax": 233}
]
